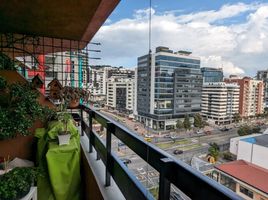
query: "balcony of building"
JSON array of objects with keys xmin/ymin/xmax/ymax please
[{"xmin": 0, "ymin": 1, "xmax": 243, "ymax": 200}]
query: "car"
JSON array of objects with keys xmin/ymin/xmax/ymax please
[
  {"xmin": 220, "ymin": 127, "xmax": 230, "ymax": 131},
  {"xmin": 144, "ymin": 137, "xmax": 152, "ymax": 142},
  {"xmin": 195, "ymin": 130, "xmax": 204, "ymax": 134},
  {"xmin": 121, "ymin": 158, "xmax": 131, "ymax": 165},
  {"xmin": 205, "ymin": 130, "xmax": 211, "ymax": 135},
  {"xmin": 173, "ymin": 149, "xmax": 183, "ymax": 155}
]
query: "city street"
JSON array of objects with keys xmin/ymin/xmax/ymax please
[{"xmin": 96, "ymin": 109, "xmax": 268, "ymax": 199}]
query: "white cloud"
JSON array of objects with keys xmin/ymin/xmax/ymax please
[
  {"xmin": 176, "ymin": 3, "xmax": 259, "ymax": 23},
  {"xmin": 201, "ymin": 55, "xmax": 245, "ymax": 75},
  {"xmin": 92, "ymin": 2, "xmax": 268, "ymax": 76}
]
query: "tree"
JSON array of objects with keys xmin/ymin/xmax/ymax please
[
  {"xmin": 176, "ymin": 120, "xmax": 184, "ymax": 129},
  {"xmin": 193, "ymin": 113, "xmax": 204, "ymax": 129},
  {"xmin": 237, "ymin": 125, "xmax": 261, "ymax": 136},
  {"xmin": 233, "ymin": 113, "xmax": 241, "ymax": 123},
  {"xmin": 208, "ymin": 142, "xmax": 220, "ymax": 161},
  {"xmin": 183, "ymin": 114, "xmax": 191, "ymax": 131}
]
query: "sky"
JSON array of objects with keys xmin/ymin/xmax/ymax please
[{"xmin": 90, "ymin": 0, "xmax": 268, "ymax": 77}]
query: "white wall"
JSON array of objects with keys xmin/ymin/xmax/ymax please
[
  {"xmin": 251, "ymin": 145, "xmax": 268, "ymax": 169},
  {"xmin": 237, "ymin": 141, "xmax": 253, "ymax": 162}
]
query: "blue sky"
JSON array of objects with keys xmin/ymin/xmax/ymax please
[{"xmin": 91, "ymin": 1, "xmax": 268, "ymax": 76}]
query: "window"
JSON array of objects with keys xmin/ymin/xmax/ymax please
[
  {"xmin": 240, "ymin": 186, "xmax": 253, "ymax": 198},
  {"xmin": 220, "ymin": 174, "xmax": 236, "ymax": 192}
]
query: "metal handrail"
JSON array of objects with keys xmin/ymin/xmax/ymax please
[{"xmin": 80, "ymin": 104, "xmax": 242, "ymax": 200}]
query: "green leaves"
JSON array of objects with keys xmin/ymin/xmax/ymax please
[
  {"xmin": 183, "ymin": 114, "xmax": 191, "ymax": 131},
  {"xmin": 193, "ymin": 113, "xmax": 204, "ymax": 128},
  {"xmin": 0, "ymin": 167, "xmax": 38, "ymax": 200},
  {"xmin": 208, "ymin": 142, "xmax": 220, "ymax": 161},
  {"xmin": 0, "ymin": 76, "xmax": 55, "ymax": 140},
  {"xmin": 237, "ymin": 125, "xmax": 261, "ymax": 136}
]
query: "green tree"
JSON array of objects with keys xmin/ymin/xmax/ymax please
[
  {"xmin": 233, "ymin": 113, "xmax": 241, "ymax": 123},
  {"xmin": 237, "ymin": 125, "xmax": 250, "ymax": 136},
  {"xmin": 176, "ymin": 120, "xmax": 184, "ymax": 129},
  {"xmin": 193, "ymin": 113, "xmax": 204, "ymax": 128},
  {"xmin": 183, "ymin": 114, "xmax": 191, "ymax": 131},
  {"xmin": 208, "ymin": 142, "xmax": 220, "ymax": 161}
]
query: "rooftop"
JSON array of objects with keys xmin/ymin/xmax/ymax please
[
  {"xmin": 216, "ymin": 160, "xmax": 268, "ymax": 194},
  {"xmin": 241, "ymin": 134, "xmax": 268, "ymax": 148}
]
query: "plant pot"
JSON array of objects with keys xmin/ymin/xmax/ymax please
[
  {"xmin": 58, "ymin": 134, "xmax": 71, "ymax": 146},
  {"xmin": 69, "ymin": 99, "xmax": 79, "ymax": 108}
]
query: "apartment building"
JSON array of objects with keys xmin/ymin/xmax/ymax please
[
  {"xmin": 201, "ymin": 82, "xmax": 239, "ymax": 125},
  {"xmin": 201, "ymin": 67, "xmax": 223, "ymax": 83},
  {"xmin": 88, "ymin": 66, "xmax": 134, "ymax": 102},
  {"xmin": 106, "ymin": 77, "xmax": 134, "ymax": 113},
  {"xmin": 257, "ymin": 70, "xmax": 268, "ymax": 108},
  {"xmin": 225, "ymin": 76, "xmax": 264, "ymax": 117},
  {"xmin": 136, "ymin": 46, "xmax": 202, "ymax": 130}
]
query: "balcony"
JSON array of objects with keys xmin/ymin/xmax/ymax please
[
  {"xmin": 78, "ymin": 104, "xmax": 242, "ymax": 200},
  {"xmin": 0, "ymin": 1, "xmax": 242, "ymax": 200}
]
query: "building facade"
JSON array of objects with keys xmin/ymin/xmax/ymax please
[
  {"xmin": 88, "ymin": 66, "xmax": 135, "ymax": 103},
  {"xmin": 201, "ymin": 82, "xmax": 239, "ymax": 125},
  {"xmin": 201, "ymin": 67, "xmax": 223, "ymax": 83},
  {"xmin": 210, "ymin": 160, "xmax": 268, "ymax": 200},
  {"xmin": 136, "ymin": 46, "xmax": 202, "ymax": 130},
  {"xmin": 257, "ymin": 70, "xmax": 268, "ymax": 108},
  {"xmin": 225, "ymin": 76, "xmax": 264, "ymax": 117},
  {"xmin": 106, "ymin": 77, "xmax": 134, "ymax": 113}
]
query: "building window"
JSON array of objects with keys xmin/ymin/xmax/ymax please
[
  {"xmin": 239, "ymin": 186, "xmax": 253, "ymax": 198},
  {"xmin": 220, "ymin": 174, "xmax": 236, "ymax": 192}
]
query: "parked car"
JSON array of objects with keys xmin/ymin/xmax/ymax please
[
  {"xmin": 173, "ymin": 150, "xmax": 183, "ymax": 155},
  {"xmin": 220, "ymin": 127, "xmax": 230, "ymax": 131},
  {"xmin": 205, "ymin": 130, "xmax": 212, "ymax": 135},
  {"xmin": 195, "ymin": 130, "xmax": 204, "ymax": 134},
  {"xmin": 121, "ymin": 158, "xmax": 131, "ymax": 165}
]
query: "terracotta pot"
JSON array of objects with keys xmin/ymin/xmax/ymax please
[{"xmin": 69, "ymin": 99, "xmax": 79, "ymax": 108}]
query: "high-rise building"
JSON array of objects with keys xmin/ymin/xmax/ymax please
[
  {"xmin": 225, "ymin": 76, "xmax": 264, "ymax": 117},
  {"xmin": 257, "ymin": 70, "xmax": 268, "ymax": 108},
  {"xmin": 106, "ymin": 77, "xmax": 134, "ymax": 113},
  {"xmin": 88, "ymin": 66, "xmax": 135, "ymax": 102},
  {"xmin": 201, "ymin": 82, "xmax": 239, "ymax": 125},
  {"xmin": 201, "ymin": 67, "xmax": 223, "ymax": 83},
  {"xmin": 136, "ymin": 46, "xmax": 202, "ymax": 130}
]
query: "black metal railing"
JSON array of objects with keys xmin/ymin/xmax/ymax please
[{"xmin": 79, "ymin": 104, "xmax": 242, "ymax": 200}]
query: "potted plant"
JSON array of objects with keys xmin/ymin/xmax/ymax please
[
  {"xmin": 0, "ymin": 167, "xmax": 38, "ymax": 200},
  {"xmin": 60, "ymin": 86, "xmax": 89, "ymax": 108},
  {"xmin": 57, "ymin": 112, "xmax": 72, "ymax": 145}
]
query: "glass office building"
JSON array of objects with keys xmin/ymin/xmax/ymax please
[
  {"xmin": 136, "ymin": 47, "xmax": 202, "ymax": 130},
  {"xmin": 201, "ymin": 67, "xmax": 223, "ymax": 83}
]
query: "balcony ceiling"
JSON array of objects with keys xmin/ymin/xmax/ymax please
[{"xmin": 0, "ymin": 0, "xmax": 119, "ymax": 42}]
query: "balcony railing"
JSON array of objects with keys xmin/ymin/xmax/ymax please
[{"xmin": 79, "ymin": 104, "xmax": 242, "ymax": 200}]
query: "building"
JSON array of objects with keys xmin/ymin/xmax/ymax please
[
  {"xmin": 212, "ymin": 160, "xmax": 268, "ymax": 200},
  {"xmin": 88, "ymin": 66, "xmax": 135, "ymax": 102},
  {"xmin": 225, "ymin": 76, "xmax": 264, "ymax": 117},
  {"xmin": 201, "ymin": 82, "xmax": 240, "ymax": 125},
  {"xmin": 232, "ymin": 134, "xmax": 268, "ymax": 169},
  {"xmin": 136, "ymin": 46, "xmax": 202, "ymax": 130},
  {"xmin": 201, "ymin": 67, "xmax": 223, "ymax": 83},
  {"xmin": 257, "ymin": 70, "xmax": 268, "ymax": 108},
  {"xmin": 106, "ymin": 77, "xmax": 134, "ymax": 113},
  {"xmin": 230, "ymin": 134, "xmax": 262, "ymax": 156}
]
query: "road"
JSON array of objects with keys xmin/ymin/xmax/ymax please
[{"xmin": 96, "ymin": 109, "xmax": 268, "ymax": 199}]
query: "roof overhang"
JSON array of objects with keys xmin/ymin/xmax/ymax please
[{"xmin": 0, "ymin": 0, "xmax": 119, "ymax": 45}]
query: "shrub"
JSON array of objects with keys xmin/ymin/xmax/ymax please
[{"xmin": 0, "ymin": 167, "xmax": 38, "ymax": 200}]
